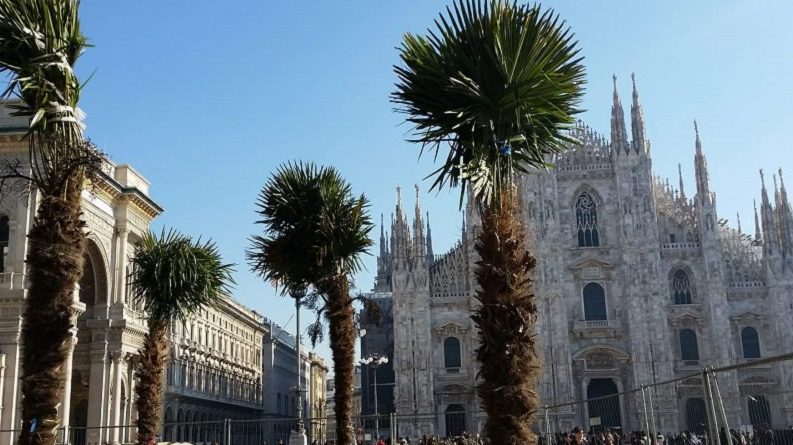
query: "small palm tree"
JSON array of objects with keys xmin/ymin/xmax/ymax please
[
  {"xmin": 130, "ymin": 230, "xmax": 234, "ymax": 445},
  {"xmin": 247, "ymin": 162, "xmax": 373, "ymax": 445},
  {"xmin": 392, "ymin": 1, "xmax": 586, "ymax": 443},
  {"xmin": 0, "ymin": 2, "xmax": 103, "ymax": 444}
]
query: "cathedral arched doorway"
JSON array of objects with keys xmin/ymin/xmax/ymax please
[
  {"xmin": 748, "ymin": 395, "xmax": 771, "ymax": 427},
  {"xmin": 444, "ymin": 404, "xmax": 466, "ymax": 437},
  {"xmin": 685, "ymin": 398, "xmax": 708, "ymax": 434},
  {"xmin": 586, "ymin": 379, "xmax": 621, "ymax": 430}
]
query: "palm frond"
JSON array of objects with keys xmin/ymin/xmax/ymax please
[
  {"xmin": 130, "ymin": 229, "xmax": 235, "ymax": 326},
  {"xmin": 0, "ymin": 0, "xmax": 92, "ymax": 193},
  {"xmin": 246, "ymin": 161, "xmax": 374, "ymax": 295},
  {"xmin": 392, "ymin": 0, "xmax": 586, "ymax": 206}
]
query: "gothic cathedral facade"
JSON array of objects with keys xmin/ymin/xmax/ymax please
[{"xmin": 375, "ymin": 76, "xmax": 793, "ymax": 438}]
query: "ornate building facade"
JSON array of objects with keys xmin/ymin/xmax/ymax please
[
  {"xmin": 378, "ymin": 76, "xmax": 793, "ymax": 438},
  {"xmin": 0, "ymin": 104, "xmax": 269, "ymax": 445},
  {"xmin": 162, "ymin": 298, "xmax": 266, "ymax": 443},
  {"xmin": 0, "ymin": 105, "xmax": 162, "ymax": 445},
  {"xmin": 261, "ymin": 318, "xmax": 329, "ymax": 445}
]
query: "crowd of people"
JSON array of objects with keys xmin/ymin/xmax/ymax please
[
  {"xmin": 332, "ymin": 424, "xmax": 792, "ymax": 445},
  {"xmin": 538, "ymin": 425, "xmax": 788, "ymax": 445}
]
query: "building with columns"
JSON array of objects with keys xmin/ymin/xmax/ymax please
[
  {"xmin": 161, "ymin": 298, "xmax": 266, "ymax": 443},
  {"xmin": 376, "ymin": 75, "xmax": 793, "ymax": 438},
  {"xmin": 261, "ymin": 318, "xmax": 328, "ymax": 445},
  {"xmin": 0, "ymin": 103, "xmax": 270, "ymax": 445},
  {"xmin": 308, "ymin": 351, "xmax": 329, "ymax": 444},
  {"xmin": 0, "ymin": 104, "xmax": 162, "ymax": 445}
]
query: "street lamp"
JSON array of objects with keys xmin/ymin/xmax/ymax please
[
  {"xmin": 360, "ymin": 353, "xmax": 388, "ymax": 442},
  {"xmin": 289, "ymin": 287, "xmax": 307, "ymax": 445}
]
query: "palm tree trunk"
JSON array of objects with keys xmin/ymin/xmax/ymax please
[
  {"xmin": 326, "ymin": 277, "xmax": 356, "ymax": 445},
  {"xmin": 136, "ymin": 319, "xmax": 170, "ymax": 445},
  {"xmin": 472, "ymin": 188, "xmax": 540, "ymax": 445},
  {"xmin": 18, "ymin": 187, "xmax": 86, "ymax": 445}
]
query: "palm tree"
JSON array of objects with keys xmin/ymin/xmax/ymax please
[
  {"xmin": 0, "ymin": 2, "xmax": 102, "ymax": 444},
  {"xmin": 247, "ymin": 162, "xmax": 373, "ymax": 445},
  {"xmin": 129, "ymin": 230, "xmax": 234, "ymax": 445},
  {"xmin": 392, "ymin": 1, "xmax": 586, "ymax": 443}
]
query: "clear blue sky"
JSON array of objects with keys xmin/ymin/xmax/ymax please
[{"xmin": 73, "ymin": 0, "xmax": 793, "ymax": 364}]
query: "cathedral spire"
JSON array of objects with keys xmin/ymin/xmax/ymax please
[
  {"xmin": 693, "ymin": 120, "xmax": 711, "ymax": 200},
  {"xmin": 737, "ymin": 212, "xmax": 742, "ymax": 234},
  {"xmin": 610, "ymin": 74, "xmax": 629, "ymax": 155},
  {"xmin": 413, "ymin": 184, "xmax": 426, "ymax": 258},
  {"xmin": 754, "ymin": 199, "xmax": 762, "ymax": 242},
  {"xmin": 678, "ymin": 163, "xmax": 686, "ymax": 201},
  {"xmin": 760, "ymin": 169, "xmax": 777, "ymax": 254},
  {"xmin": 392, "ymin": 187, "xmax": 411, "ymax": 260},
  {"xmin": 380, "ymin": 213, "xmax": 386, "ymax": 257},
  {"xmin": 775, "ymin": 169, "xmax": 793, "ymax": 254},
  {"xmin": 426, "ymin": 211, "xmax": 433, "ymax": 263},
  {"xmin": 630, "ymin": 73, "xmax": 647, "ymax": 154}
]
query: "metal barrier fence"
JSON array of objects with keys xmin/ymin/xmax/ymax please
[
  {"xmin": 540, "ymin": 352, "xmax": 793, "ymax": 445},
  {"xmin": 2, "ymin": 354, "xmax": 792, "ymax": 445}
]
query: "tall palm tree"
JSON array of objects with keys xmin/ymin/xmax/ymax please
[
  {"xmin": 0, "ymin": 2, "xmax": 102, "ymax": 445},
  {"xmin": 392, "ymin": 1, "xmax": 586, "ymax": 443},
  {"xmin": 129, "ymin": 230, "xmax": 234, "ymax": 445},
  {"xmin": 247, "ymin": 162, "xmax": 373, "ymax": 445}
]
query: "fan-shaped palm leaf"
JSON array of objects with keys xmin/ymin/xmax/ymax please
[
  {"xmin": 0, "ymin": 3, "xmax": 100, "ymax": 444},
  {"xmin": 247, "ymin": 161, "xmax": 373, "ymax": 445},
  {"xmin": 392, "ymin": 0, "xmax": 585, "ymax": 205},
  {"xmin": 392, "ymin": 2, "xmax": 586, "ymax": 443},
  {"xmin": 130, "ymin": 229, "xmax": 234, "ymax": 445}
]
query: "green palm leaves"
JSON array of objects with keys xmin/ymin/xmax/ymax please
[
  {"xmin": 130, "ymin": 230, "xmax": 235, "ymax": 326},
  {"xmin": 247, "ymin": 161, "xmax": 373, "ymax": 445},
  {"xmin": 247, "ymin": 161, "xmax": 374, "ymax": 294},
  {"xmin": 0, "ymin": 0, "xmax": 87, "ymax": 135},
  {"xmin": 392, "ymin": 0, "xmax": 586, "ymax": 205}
]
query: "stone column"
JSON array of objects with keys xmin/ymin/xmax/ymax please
[
  {"xmin": 0, "ymin": 353, "xmax": 6, "ymax": 433},
  {"xmin": 60, "ymin": 328, "xmax": 79, "ymax": 444},
  {"xmin": 114, "ymin": 226, "xmax": 128, "ymax": 305},
  {"xmin": 109, "ymin": 352, "xmax": 125, "ymax": 445},
  {"xmin": 126, "ymin": 355, "xmax": 137, "ymax": 442},
  {"xmin": 86, "ymin": 346, "xmax": 109, "ymax": 445},
  {"xmin": 0, "ymin": 332, "xmax": 21, "ymax": 445}
]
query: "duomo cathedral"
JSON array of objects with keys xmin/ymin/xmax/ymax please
[{"xmin": 373, "ymin": 76, "xmax": 793, "ymax": 438}]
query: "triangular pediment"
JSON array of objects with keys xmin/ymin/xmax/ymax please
[
  {"xmin": 668, "ymin": 310, "xmax": 703, "ymax": 322},
  {"xmin": 568, "ymin": 256, "xmax": 614, "ymax": 271},
  {"xmin": 434, "ymin": 321, "xmax": 468, "ymax": 336},
  {"xmin": 730, "ymin": 311, "xmax": 766, "ymax": 322}
]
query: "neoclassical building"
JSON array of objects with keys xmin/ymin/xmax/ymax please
[
  {"xmin": 0, "ymin": 104, "xmax": 269, "ymax": 445},
  {"xmin": 0, "ymin": 105, "xmax": 162, "ymax": 445},
  {"xmin": 376, "ymin": 76, "xmax": 793, "ymax": 437},
  {"xmin": 162, "ymin": 298, "xmax": 266, "ymax": 443}
]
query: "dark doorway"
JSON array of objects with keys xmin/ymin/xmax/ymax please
[
  {"xmin": 748, "ymin": 395, "xmax": 771, "ymax": 427},
  {"xmin": 685, "ymin": 398, "xmax": 708, "ymax": 434},
  {"xmin": 445, "ymin": 404, "xmax": 466, "ymax": 437},
  {"xmin": 586, "ymin": 379, "xmax": 621, "ymax": 430}
]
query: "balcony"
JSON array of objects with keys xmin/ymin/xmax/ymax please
[
  {"xmin": 674, "ymin": 359, "xmax": 702, "ymax": 372},
  {"xmin": 572, "ymin": 319, "xmax": 621, "ymax": 339},
  {"xmin": 660, "ymin": 242, "xmax": 700, "ymax": 259}
]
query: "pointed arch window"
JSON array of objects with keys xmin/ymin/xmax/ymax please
[
  {"xmin": 671, "ymin": 269, "xmax": 695, "ymax": 305},
  {"xmin": 741, "ymin": 327, "xmax": 761, "ymax": 359},
  {"xmin": 575, "ymin": 193, "xmax": 600, "ymax": 247},
  {"xmin": 680, "ymin": 329, "xmax": 699, "ymax": 363}
]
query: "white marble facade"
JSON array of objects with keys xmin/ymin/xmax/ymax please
[
  {"xmin": 379, "ymin": 77, "xmax": 793, "ymax": 438},
  {"xmin": 0, "ymin": 105, "xmax": 163, "ymax": 445},
  {"xmin": 0, "ymin": 104, "xmax": 267, "ymax": 445}
]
